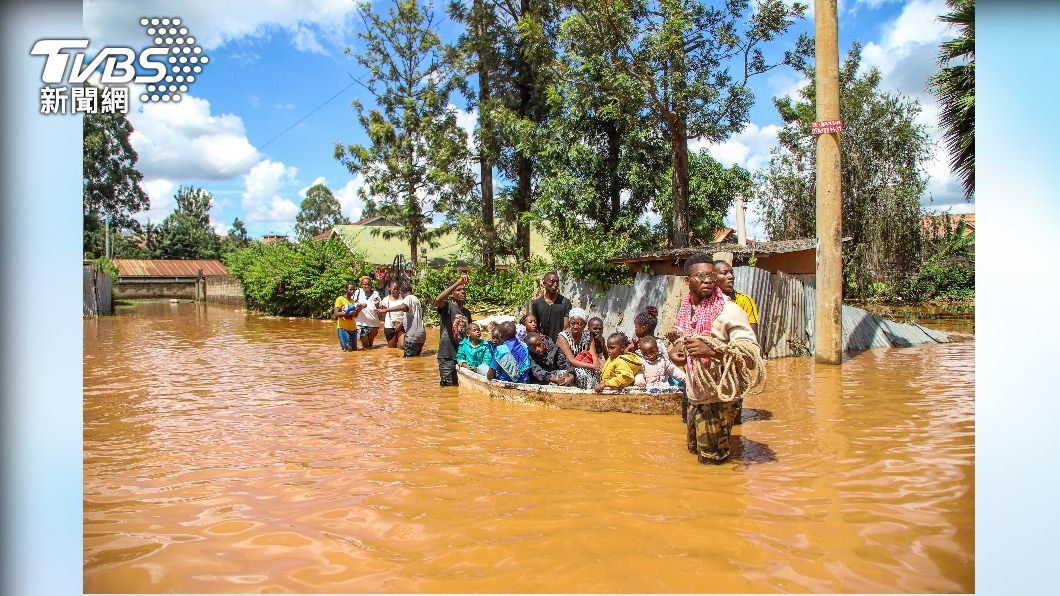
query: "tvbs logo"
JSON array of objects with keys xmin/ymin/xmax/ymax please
[{"xmin": 32, "ymin": 17, "xmax": 210, "ymax": 113}]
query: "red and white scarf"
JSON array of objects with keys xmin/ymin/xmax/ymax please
[{"xmin": 674, "ymin": 288, "xmax": 728, "ymax": 336}]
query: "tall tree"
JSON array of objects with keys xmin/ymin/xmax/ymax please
[
  {"xmin": 574, "ymin": 0, "xmax": 809, "ymax": 247},
  {"xmin": 536, "ymin": 12, "xmax": 666, "ymax": 232},
  {"xmin": 756, "ymin": 44, "xmax": 931, "ymax": 297},
  {"xmin": 82, "ymin": 104, "xmax": 150, "ymax": 258},
  {"xmin": 449, "ymin": 0, "xmax": 510, "ymax": 269},
  {"xmin": 654, "ymin": 150, "xmax": 752, "ymax": 242},
  {"xmin": 930, "ymin": 0, "xmax": 974, "ymax": 199},
  {"xmin": 221, "ymin": 217, "xmax": 252, "ymax": 258},
  {"xmin": 336, "ymin": 0, "xmax": 476, "ymax": 264},
  {"xmin": 294, "ymin": 183, "xmax": 350, "ymax": 240},
  {"xmin": 153, "ymin": 186, "xmax": 221, "ymax": 260}
]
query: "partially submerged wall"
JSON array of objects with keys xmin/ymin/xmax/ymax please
[
  {"xmin": 559, "ymin": 267, "xmax": 948, "ymax": 359},
  {"xmin": 204, "ymin": 275, "xmax": 243, "ymax": 306},
  {"xmin": 114, "ymin": 278, "xmax": 198, "ymax": 300},
  {"xmin": 83, "ymin": 262, "xmax": 112, "ymax": 316}
]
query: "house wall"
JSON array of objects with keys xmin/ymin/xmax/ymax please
[
  {"xmin": 620, "ymin": 248, "xmax": 817, "ymax": 276},
  {"xmin": 754, "ymin": 249, "xmax": 816, "ymax": 274},
  {"xmin": 114, "ymin": 278, "xmax": 199, "ymax": 299},
  {"xmin": 204, "ymin": 275, "xmax": 243, "ymax": 305}
]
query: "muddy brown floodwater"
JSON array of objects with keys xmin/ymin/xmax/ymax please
[{"xmin": 84, "ymin": 302, "xmax": 974, "ymax": 593}]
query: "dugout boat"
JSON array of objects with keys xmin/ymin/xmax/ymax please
[{"xmin": 455, "ymin": 367, "xmax": 683, "ymax": 415}]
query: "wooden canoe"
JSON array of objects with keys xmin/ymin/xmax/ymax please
[{"xmin": 456, "ymin": 367, "xmax": 683, "ymax": 415}]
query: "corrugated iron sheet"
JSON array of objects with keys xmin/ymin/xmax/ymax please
[
  {"xmin": 559, "ymin": 267, "xmax": 948, "ymax": 358},
  {"xmin": 114, "ymin": 259, "xmax": 230, "ymax": 277}
]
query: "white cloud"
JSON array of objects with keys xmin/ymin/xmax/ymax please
[
  {"xmin": 453, "ymin": 106, "xmax": 478, "ymax": 152},
  {"xmin": 766, "ymin": 70, "xmax": 810, "ymax": 103},
  {"xmin": 129, "ymin": 95, "xmax": 260, "ymax": 180},
  {"xmin": 299, "ymin": 176, "xmax": 328, "ymax": 198},
  {"xmin": 137, "ymin": 178, "xmax": 178, "ymax": 224},
  {"xmin": 695, "ymin": 122, "xmax": 782, "ymax": 173},
  {"xmin": 241, "ymin": 160, "xmax": 300, "ymax": 226},
  {"xmin": 333, "ymin": 176, "xmax": 367, "ymax": 220},
  {"xmin": 292, "ymin": 25, "xmax": 327, "ymax": 55},
  {"xmin": 84, "ymin": 0, "xmax": 357, "ymax": 53},
  {"xmin": 294, "ymin": 175, "xmax": 366, "ymax": 220}
]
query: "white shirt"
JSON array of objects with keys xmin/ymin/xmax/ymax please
[
  {"xmin": 354, "ymin": 288, "xmax": 382, "ymax": 327},
  {"xmin": 403, "ymin": 294, "xmax": 426, "ymax": 343},
  {"xmin": 380, "ymin": 295, "xmax": 407, "ymax": 329}
]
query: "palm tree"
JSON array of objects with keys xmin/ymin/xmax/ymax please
[{"xmin": 931, "ymin": 0, "xmax": 974, "ymax": 199}]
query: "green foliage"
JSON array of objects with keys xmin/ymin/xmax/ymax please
[
  {"xmin": 654, "ymin": 150, "xmax": 752, "ymax": 242},
  {"xmin": 414, "ymin": 258, "xmax": 552, "ymax": 318},
  {"xmin": 867, "ymin": 219, "xmax": 975, "ymax": 302},
  {"xmin": 93, "ymin": 256, "xmax": 119, "ymax": 281},
  {"xmin": 571, "ymin": 0, "xmax": 809, "ymax": 246},
  {"xmin": 757, "ymin": 43, "xmax": 930, "ymax": 299},
  {"xmin": 83, "ymin": 95, "xmax": 150, "ymax": 257},
  {"xmin": 153, "ymin": 186, "xmax": 222, "ymax": 260},
  {"xmin": 546, "ymin": 225, "xmax": 643, "ymax": 287},
  {"xmin": 227, "ymin": 238, "xmax": 372, "ymax": 318},
  {"xmin": 930, "ymin": 0, "xmax": 974, "ymax": 199},
  {"xmin": 336, "ymin": 0, "xmax": 475, "ymax": 264},
  {"xmin": 294, "ymin": 183, "xmax": 350, "ymax": 241},
  {"xmin": 220, "ymin": 218, "xmax": 253, "ymax": 262}
]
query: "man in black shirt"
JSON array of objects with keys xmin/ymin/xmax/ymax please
[
  {"xmin": 435, "ymin": 272, "xmax": 472, "ymax": 386},
  {"xmin": 529, "ymin": 271, "xmax": 572, "ymax": 342},
  {"xmin": 525, "ymin": 332, "xmax": 575, "ymax": 385}
]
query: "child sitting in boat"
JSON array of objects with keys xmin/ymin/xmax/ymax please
[
  {"xmin": 634, "ymin": 336, "xmax": 685, "ymax": 391},
  {"xmin": 628, "ymin": 306, "xmax": 668, "ymax": 363},
  {"xmin": 594, "ymin": 332, "xmax": 642, "ymax": 393},
  {"xmin": 457, "ymin": 323, "xmax": 493, "ymax": 376},
  {"xmin": 487, "ymin": 321, "xmax": 532, "ymax": 383},
  {"xmin": 521, "ymin": 313, "xmax": 557, "ymax": 351}
]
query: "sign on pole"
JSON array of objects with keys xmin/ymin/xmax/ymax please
[{"xmin": 812, "ymin": 119, "xmax": 844, "ymax": 135}]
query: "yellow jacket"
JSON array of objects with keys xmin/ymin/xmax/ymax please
[{"xmin": 601, "ymin": 353, "xmax": 642, "ymax": 388}]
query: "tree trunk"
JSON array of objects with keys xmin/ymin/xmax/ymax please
[
  {"xmin": 606, "ymin": 120, "xmax": 621, "ymax": 224},
  {"xmin": 515, "ymin": 0, "xmax": 533, "ymax": 262},
  {"xmin": 671, "ymin": 121, "xmax": 689, "ymax": 248},
  {"xmin": 477, "ymin": 0, "xmax": 496, "ymax": 271},
  {"xmin": 410, "ymin": 230, "xmax": 419, "ymax": 269}
]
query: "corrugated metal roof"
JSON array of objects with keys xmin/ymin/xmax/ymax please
[{"xmin": 114, "ymin": 259, "xmax": 230, "ymax": 277}]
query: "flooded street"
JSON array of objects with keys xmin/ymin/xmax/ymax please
[{"xmin": 84, "ymin": 302, "xmax": 974, "ymax": 593}]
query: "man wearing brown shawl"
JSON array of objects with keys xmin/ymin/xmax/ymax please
[{"xmin": 667, "ymin": 253, "xmax": 765, "ymax": 464}]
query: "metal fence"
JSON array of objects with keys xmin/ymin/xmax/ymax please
[
  {"xmin": 560, "ymin": 266, "xmax": 948, "ymax": 359},
  {"xmin": 83, "ymin": 262, "xmax": 112, "ymax": 317}
]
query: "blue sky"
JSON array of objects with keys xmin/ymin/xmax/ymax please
[{"xmin": 83, "ymin": 0, "xmax": 971, "ymax": 240}]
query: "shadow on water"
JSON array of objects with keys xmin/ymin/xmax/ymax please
[
  {"xmin": 738, "ymin": 407, "xmax": 773, "ymax": 423},
  {"xmin": 730, "ymin": 436, "xmax": 777, "ymax": 467}
]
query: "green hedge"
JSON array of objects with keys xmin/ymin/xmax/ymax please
[
  {"xmin": 227, "ymin": 238, "xmax": 372, "ymax": 318},
  {"xmin": 413, "ymin": 258, "xmax": 552, "ymax": 322}
]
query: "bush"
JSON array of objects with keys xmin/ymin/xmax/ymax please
[
  {"xmin": 93, "ymin": 256, "xmax": 119, "ymax": 281},
  {"xmin": 414, "ymin": 258, "xmax": 552, "ymax": 322},
  {"xmin": 547, "ymin": 227, "xmax": 640, "ymax": 287},
  {"xmin": 901, "ymin": 259, "xmax": 974, "ymax": 302},
  {"xmin": 227, "ymin": 238, "xmax": 372, "ymax": 318}
]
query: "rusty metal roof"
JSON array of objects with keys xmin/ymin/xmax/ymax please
[
  {"xmin": 609, "ymin": 238, "xmax": 818, "ymax": 264},
  {"xmin": 113, "ymin": 259, "xmax": 230, "ymax": 277}
]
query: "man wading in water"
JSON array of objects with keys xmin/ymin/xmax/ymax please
[
  {"xmin": 435, "ymin": 272, "xmax": 472, "ymax": 386},
  {"xmin": 668, "ymin": 253, "xmax": 765, "ymax": 464}
]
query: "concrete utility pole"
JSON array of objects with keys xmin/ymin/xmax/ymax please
[{"xmin": 814, "ymin": 0, "xmax": 843, "ymax": 364}]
